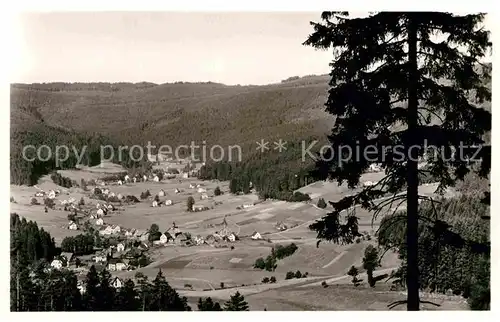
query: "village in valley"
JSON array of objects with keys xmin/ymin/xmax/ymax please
[{"xmin": 10, "ymin": 151, "xmax": 461, "ymax": 309}]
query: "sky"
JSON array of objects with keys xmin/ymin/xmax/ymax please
[{"xmin": 14, "ymin": 12, "xmax": 492, "ymax": 85}]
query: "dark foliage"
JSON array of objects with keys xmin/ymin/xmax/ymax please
[{"xmin": 304, "ymin": 11, "xmax": 491, "ymax": 310}]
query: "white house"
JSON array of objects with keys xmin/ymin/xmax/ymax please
[
  {"xmin": 51, "ymin": 259, "xmax": 63, "ymax": 269},
  {"xmin": 97, "ymin": 208, "xmax": 105, "ymax": 217},
  {"xmin": 158, "ymin": 189, "xmax": 166, "ymax": 197},
  {"xmin": 117, "ymin": 180, "xmax": 123, "ymax": 185},
  {"xmin": 117, "ymin": 193, "xmax": 124, "ymax": 200},
  {"xmin": 99, "ymin": 226, "xmax": 114, "ymax": 236},
  {"xmin": 197, "ymin": 188, "xmax": 207, "ymax": 193},
  {"xmin": 182, "ymin": 173, "xmax": 189, "ymax": 179},
  {"xmin": 48, "ymin": 190, "xmax": 56, "ymax": 199},
  {"xmin": 251, "ymin": 231, "xmax": 262, "ymax": 240},
  {"xmin": 96, "ymin": 218, "xmax": 104, "ymax": 226},
  {"xmin": 227, "ymin": 233, "xmax": 237, "ymax": 242},
  {"xmin": 139, "ymin": 232, "xmax": 150, "ymax": 242},
  {"xmin": 193, "ymin": 235, "xmax": 204, "ymax": 245},
  {"xmin": 112, "ymin": 277, "xmax": 124, "ymax": 289},
  {"xmin": 116, "ymin": 243, "xmax": 126, "ymax": 252},
  {"xmin": 35, "ymin": 191, "xmax": 45, "ymax": 197},
  {"xmin": 153, "ymin": 175, "xmax": 160, "ymax": 182},
  {"xmin": 201, "ymin": 193, "xmax": 209, "ymax": 200},
  {"xmin": 96, "ymin": 202, "xmax": 101, "ymax": 209},
  {"xmin": 152, "ymin": 200, "xmax": 158, "ymax": 207},
  {"xmin": 68, "ymin": 222, "xmax": 78, "ymax": 230},
  {"xmin": 143, "ymin": 175, "xmax": 148, "ymax": 182},
  {"xmin": 124, "ymin": 175, "xmax": 130, "ymax": 182},
  {"xmin": 133, "ymin": 177, "xmax": 137, "ymax": 183},
  {"xmin": 175, "ymin": 188, "xmax": 180, "ymax": 194},
  {"xmin": 164, "ymin": 199, "xmax": 173, "ymax": 206},
  {"xmin": 242, "ymin": 203, "xmax": 254, "ymax": 209},
  {"xmin": 103, "ymin": 189, "xmax": 110, "ymax": 195},
  {"xmin": 94, "ymin": 254, "xmax": 107, "ymax": 263},
  {"xmin": 108, "ymin": 259, "xmax": 127, "ymax": 271},
  {"xmin": 112, "ymin": 226, "xmax": 121, "ymax": 234}
]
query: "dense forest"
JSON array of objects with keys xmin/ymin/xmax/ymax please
[
  {"xmin": 378, "ymin": 196, "xmax": 490, "ymax": 309},
  {"xmin": 10, "ymin": 213, "xmax": 249, "ymax": 311},
  {"xmin": 198, "ymin": 138, "xmax": 323, "ymax": 200}
]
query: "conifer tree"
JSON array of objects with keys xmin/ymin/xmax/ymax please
[
  {"xmin": 224, "ymin": 291, "xmax": 249, "ymax": 311},
  {"xmin": 304, "ymin": 12, "xmax": 491, "ymax": 310},
  {"xmin": 114, "ymin": 279, "xmax": 139, "ymax": 311}
]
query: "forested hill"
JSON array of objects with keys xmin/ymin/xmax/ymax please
[{"xmin": 11, "ymin": 75, "xmax": 334, "ymax": 151}]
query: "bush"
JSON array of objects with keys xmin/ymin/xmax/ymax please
[
  {"xmin": 125, "ymin": 195, "xmax": 140, "ymax": 203},
  {"xmin": 254, "ymin": 257, "xmax": 266, "ymax": 269},
  {"xmin": 294, "ymin": 270, "xmax": 302, "ymax": 279},
  {"xmin": 220, "ymin": 282, "xmax": 225, "ymax": 289},
  {"xmin": 269, "ymin": 276, "xmax": 277, "ymax": 283},
  {"xmin": 31, "ymin": 198, "xmax": 39, "ymax": 205},
  {"xmin": 317, "ymin": 198, "xmax": 327, "ymax": 209},
  {"xmin": 10, "ymin": 196, "xmax": 16, "ymax": 203},
  {"xmin": 107, "ymin": 195, "xmax": 120, "ymax": 203},
  {"xmin": 321, "ymin": 281, "xmax": 328, "ymax": 288},
  {"xmin": 355, "ymin": 238, "xmax": 361, "ymax": 244},
  {"xmin": 285, "ymin": 271, "xmax": 295, "ymax": 280},
  {"xmin": 140, "ymin": 190, "xmax": 151, "ymax": 200},
  {"xmin": 187, "ymin": 196, "xmax": 195, "ymax": 211},
  {"xmin": 44, "ymin": 198, "xmax": 55, "ymax": 209},
  {"xmin": 78, "ymin": 197, "xmax": 85, "ymax": 206},
  {"xmin": 288, "ymin": 191, "xmax": 311, "ymax": 202},
  {"xmin": 262, "ymin": 277, "xmax": 270, "ymax": 284},
  {"xmin": 184, "ymin": 283, "xmax": 193, "ymax": 289},
  {"xmin": 214, "ymin": 186, "xmax": 222, "ymax": 196}
]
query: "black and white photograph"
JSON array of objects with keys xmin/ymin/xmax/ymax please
[{"xmin": 6, "ymin": 5, "xmax": 492, "ymax": 312}]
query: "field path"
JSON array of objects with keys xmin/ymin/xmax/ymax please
[{"xmin": 322, "ymin": 251, "xmax": 348, "ymax": 269}]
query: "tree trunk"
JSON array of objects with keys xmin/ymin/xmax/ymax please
[{"xmin": 406, "ymin": 15, "xmax": 420, "ymax": 311}]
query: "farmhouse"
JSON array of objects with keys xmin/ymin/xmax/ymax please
[
  {"xmin": 117, "ymin": 180, "xmax": 123, "ymax": 185},
  {"xmin": 108, "ymin": 258, "xmax": 127, "ymax": 271},
  {"xmin": 153, "ymin": 175, "xmax": 160, "ymax": 182},
  {"xmin": 124, "ymin": 175, "xmax": 130, "ymax": 182},
  {"xmin": 117, "ymin": 193, "xmax": 124, "ymax": 200},
  {"xmin": 48, "ymin": 190, "xmax": 56, "ymax": 199},
  {"xmin": 68, "ymin": 222, "xmax": 78, "ymax": 230},
  {"xmin": 242, "ymin": 203, "xmax": 254, "ymax": 209},
  {"xmin": 182, "ymin": 173, "xmax": 189, "ymax": 179},
  {"xmin": 164, "ymin": 199, "xmax": 173, "ymax": 206},
  {"xmin": 152, "ymin": 200, "xmax": 158, "ymax": 207},
  {"xmin": 112, "ymin": 277, "xmax": 124, "ymax": 289},
  {"xmin": 201, "ymin": 193, "xmax": 209, "ymax": 200},
  {"xmin": 197, "ymin": 187, "xmax": 207, "ymax": 193},
  {"xmin": 139, "ymin": 232, "xmax": 150, "ymax": 242},
  {"xmin": 96, "ymin": 218, "xmax": 104, "ymax": 226},
  {"xmin": 133, "ymin": 177, "xmax": 137, "ymax": 183},
  {"xmin": 99, "ymin": 226, "xmax": 114, "ymax": 236},
  {"xmin": 193, "ymin": 235, "xmax": 205, "ymax": 245},
  {"xmin": 94, "ymin": 253, "xmax": 107, "ymax": 263},
  {"xmin": 111, "ymin": 225, "xmax": 121, "ymax": 234},
  {"xmin": 60, "ymin": 252, "xmax": 74, "ymax": 265},
  {"xmin": 35, "ymin": 191, "xmax": 45, "ymax": 197},
  {"xmin": 251, "ymin": 231, "xmax": 262, "ymax": 240},
  {"xmin": 116, "ymin": 243, "xmax": 126, "ymax": 252},
  {"xmin": 96, "ymin": 208, "xmax": 105, "ymax": 217},
  {"xmin": 158, "ymin": 189, "xmax": 166, "ymax": 197},
  {"xmin": 143, "ymin": 175, "xmax": 147, "ymax": 182},
  {"xmin": 50, "ymin": 259, "xmax": 63, "ymax": 269},
  {"xmin": 189, "ymin": 184, "xmax": 195, "ymax": 189},
  {"xmin": 226, "ymin": 233, "xmax": 238, "ymax": 242}
]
